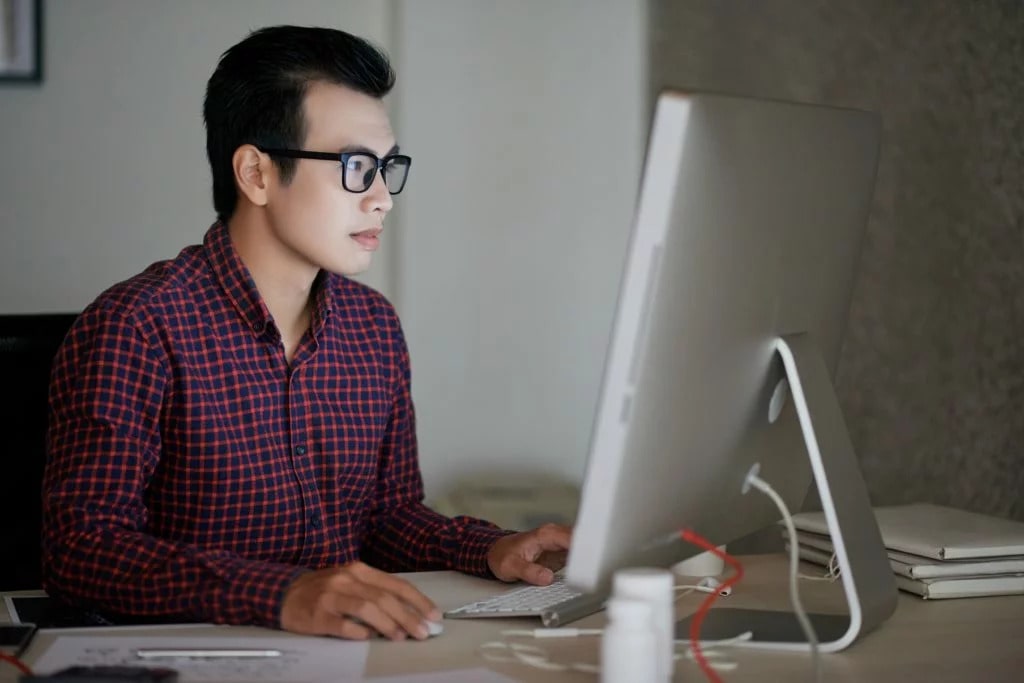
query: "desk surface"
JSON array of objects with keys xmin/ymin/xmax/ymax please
[{"xmin": 4, "ymin": 554, "xmax": 1023, "ymax": 682}]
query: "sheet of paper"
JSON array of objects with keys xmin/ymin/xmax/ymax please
[
  {"xmin": 31, "ymin": 635, "xmax": 370, "ymax": 682},
  {"xmin": 366, "ymin": 669, "xmax": 519, "ymax": 683}
]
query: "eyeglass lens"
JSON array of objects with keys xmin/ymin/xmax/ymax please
[{"xmin": 343, "ymin": 154, "xmax": 410, "ymax": 194}]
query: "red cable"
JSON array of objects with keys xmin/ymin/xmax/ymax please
[
  {"xmin": 0, "ymin": 651, "xmax": 33, "ymax": 676},
  {"xmin": 679, "ymin": 528, "xmax": 745, "ymax": 683}
]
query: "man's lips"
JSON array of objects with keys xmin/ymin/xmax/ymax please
[{"xmin": 350, "ymin": 227, "xmax": 382, "ymax": 250}]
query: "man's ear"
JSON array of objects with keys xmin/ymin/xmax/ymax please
[{"xmin": 233, "ymin": 144, "xmax": 271, "ymax": 208}]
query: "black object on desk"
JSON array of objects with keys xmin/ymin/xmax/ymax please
[
  {"xmin": 20, "ymin": 665, "xmax": 178, "ymax": 682},
  {"xmin": 0, "ymin": 624, "xmax": 37, "ymax": 656},
  {"xmin": 7, "ymin": 597, "xmax": 186, "ymax": 630}
]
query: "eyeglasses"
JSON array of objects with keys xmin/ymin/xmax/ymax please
[{"xmin": 257, "ymin": 147, "xmax": 412, "ymax": 195}]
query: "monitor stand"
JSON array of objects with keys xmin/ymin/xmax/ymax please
[{"xmin": 677, "ymin": 333, "xmax": 898, "ymax": 653}]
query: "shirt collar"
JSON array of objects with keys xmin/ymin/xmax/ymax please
[
  {"xmin": 204, "ymin": 221, "xmax": 336, "ymax": 341},
  {"xmin": 204, "ymin": 222, "xmax": 275, "ymax": 339},
  {"xmin": 310, "ymin": 270, "xmax": 335, "ymax": 337}
]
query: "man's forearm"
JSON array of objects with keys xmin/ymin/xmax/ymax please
[
  {"xmin": 43, "ymin": 507, "xmax": 305, "ymax": 627},
  {"xmin": 361, "ymin": 502, "xmax": 513, "ymax": 577}
]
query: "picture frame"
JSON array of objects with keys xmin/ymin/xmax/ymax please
[{"xmin": 0, "ymin": 0, "xmax": 42, "ymax": 83}]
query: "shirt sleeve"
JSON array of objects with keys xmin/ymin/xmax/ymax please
[
  {"xmin": 42, "ymin": 302, "xmax": 306, "ymax": 627},
  {"xmin": 359, "ymin": 304, "xmax": 515, "ymax": 577}
]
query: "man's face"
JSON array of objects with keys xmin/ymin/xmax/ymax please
[{"xmin": 264, "ymin": 81, "xmax": 396, "ymax": 276}]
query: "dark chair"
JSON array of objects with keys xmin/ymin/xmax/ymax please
[{"xmin": 0, "ymin": 313, "xmax": 79, "ymax": 589}]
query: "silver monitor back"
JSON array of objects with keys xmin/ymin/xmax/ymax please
[{"xmin": 565, "ymin": 90, "xmax": 896, "ymax": 650}]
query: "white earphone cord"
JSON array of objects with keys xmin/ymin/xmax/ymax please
[{"xmin": 744, "ymin": 470, "xmax": 822, "ymax": 683}]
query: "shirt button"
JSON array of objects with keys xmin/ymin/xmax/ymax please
[
  {"xmin": 295, "ymin": 445, "xmax": 307, "ymax": 456},
  {"xmin": 252, "ymin": 320, "xmax": 264, "ymax": 333},
  {"xmin": 310, "ymin": 515, "xmax": 322, "ymax": 529}
]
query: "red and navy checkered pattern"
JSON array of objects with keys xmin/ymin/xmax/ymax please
[{"xmin": 42, "ymin": 222, "xmax": 510, "ymax": 627}]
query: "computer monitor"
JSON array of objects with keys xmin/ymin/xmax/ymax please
[{"xmin": 564, "ymin": 91, "xmax": 897, "ymax": 651}]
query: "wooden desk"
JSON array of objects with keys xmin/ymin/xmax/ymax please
[{"xmin": 4, "ymin": 555, "xmax": 1023, "ymax": 682}]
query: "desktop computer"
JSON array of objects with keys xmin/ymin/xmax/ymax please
[
  {"xmin": 563, "ymin": 90, "xmax": 897, "ymax": 651},
  {"xmin": 448, "ymin": 90, "xmax": 897, "ymax": 652}
]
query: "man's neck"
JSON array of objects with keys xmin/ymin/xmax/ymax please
[{"xmin": 227, "ymin": 209, "xmax": 318, "ymax": 357}]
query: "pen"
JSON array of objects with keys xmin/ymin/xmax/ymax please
[{"xmin": 135, "ymin": 648, "xmax": 283, "ymax": 659}]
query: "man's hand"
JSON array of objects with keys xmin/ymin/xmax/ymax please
[
  {"xmin": 280, "ymin": 561, "xmax": 441, "ymax": 641},
  {"xmin": 487, "ymin": 523, "xmax": 573, "ymax": 584}
]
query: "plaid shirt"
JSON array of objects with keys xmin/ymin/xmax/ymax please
[{"xmin": 42, "ymin": 222, "xmax": 509, "ymax": 627}]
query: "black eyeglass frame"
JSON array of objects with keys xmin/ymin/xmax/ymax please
[{"xmin": 257, "ymin": 147, "xmax": 412, "ymax": 195}]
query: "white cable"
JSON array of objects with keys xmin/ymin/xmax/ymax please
[
  {"xmin": 783, "ymin": 537, "xmax": 842, "ymax": 583},
  {"xmin": 674, "ymin": 577, "xmax": 734, "ymax": 601},
  {"xmin": 673, "ymin": 629, "xmax": 754, "ymax": 649},
  {"xmin": 671, "ymin": 630, "xmax": 753, "ymax": 673},
  {"xmin": 500, "ymin": 628, "xmax": 604, "ymax": 638},
  {"xmin": 797, "ymin": 551, "xmax": 841, "ymax": 582},
  {"xmin": 798, "ymin": 572, "xmax": 837, "ymax": 582},
  {"xmin": 674, "ymin": 585, "xmax": 697, "ymax": 603},
  {"xmin": 744, "ymin": 468, "xmax": 822, "ymax": 683},
  {"xmin": 680, "ymin": 650, "xmax": 739, "ymax": 672},
  {"xmin": 676, "ymin": 583, "xmax": 733, "ymax": 596},
  {"xmin": 478, "ymin": 641, "xmax": 600, "ymax": 674}
]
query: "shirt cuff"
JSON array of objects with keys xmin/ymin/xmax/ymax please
[
  {"xmin": 448, "ymin": 518, "xmax": 517, "ymax": 578},
  {"xmin": 215, "ymin": 560, "xmax": 310, "ymax": 628}
]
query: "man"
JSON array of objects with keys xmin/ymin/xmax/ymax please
[{"xmin": 42, "ymin": 25, "xmax": 571, "ymax": 642}]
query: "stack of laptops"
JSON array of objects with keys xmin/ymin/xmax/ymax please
[{"xmin": 784, "ymin": 503, "xmax": 1024, "ymax": 599}]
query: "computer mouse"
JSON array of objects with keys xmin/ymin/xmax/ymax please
[{"xmin": 424, "ymin": 620, "xmax": 444, "ymax": 637}]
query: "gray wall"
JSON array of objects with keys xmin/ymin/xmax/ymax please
[{"xmin": 650, "ymin": 1, "xmax": 1024, "ymax": 520}]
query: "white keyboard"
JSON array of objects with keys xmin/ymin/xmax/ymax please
[{"xmin": 444, "ymin": 578, "xmax": 607, "ymax": 627}]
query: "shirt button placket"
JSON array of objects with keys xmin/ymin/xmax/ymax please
[
  {"xmin": 289, "ymin": 373, "xmax": 322, "ymax": 553},
  {"xmin": 292, "ymin": 444, "xmax": 320, "ymax": 533}
]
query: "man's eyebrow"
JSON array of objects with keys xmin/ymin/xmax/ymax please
[{"xmin": 338, "ymin": 143, "xmax": 401, "ymax": 156}]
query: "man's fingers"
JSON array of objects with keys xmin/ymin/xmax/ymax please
[
  {"xmin": 369, "ymin": 589, "xmax": 436, "ymax": 640},
  {"xmin": 516, "ymin": 524, "xmax": 573, "ymax": 559},
  {"xmin": 536, "ymin": 549, "xmax": 568, "ymax": 570},
  {"xmin": 330, "ymin": 590, "xmax": 408, "ymax": 641},
  {"xmin": 523, "ymin": 561, "xmax": 556, "ymax": 585},
  {"xmin": 534, "ymin": 523, "xmax": 573, "ymax": 550},
  {"xmin": 488, "ymin": 524, "xmax": 575, "ymax": 582},
  {"xmin": 294, "ymin": 590, "xmax": 379, "ymax": 641},
  {"xmin": 502, "ymin": 554, "xmax": 555, "ymax": 585},
  {"xmin": 345, "ymin": 563, "xmax": 441, "ymax": 622},
  {"xmin": 378, "ymin": 575, "xmax": 441, "ymax": 622},
  {"xmin": 330, "ymin": 616, "xmax": 374, "ymax": 641}
]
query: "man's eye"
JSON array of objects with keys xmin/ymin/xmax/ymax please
[{"xmin": 345, "ymin": 158, "xmax": 367, "ymax": 172}]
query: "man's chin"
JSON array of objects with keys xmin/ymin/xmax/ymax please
[{"xmin": 326, "ymin": 254, "xmax": 373, "ymax": 278}]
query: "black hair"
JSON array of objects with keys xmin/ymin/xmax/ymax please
[{"xmin": 203, "ymin": 25, "xmax": 395, "ymax": 221}]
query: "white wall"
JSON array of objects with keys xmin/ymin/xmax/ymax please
[
  {"xmin": 393, "ymin": 1, "xmax": 647, "ymax": 498},
  {"xmin": 0, "ymin": 0, "xmax": 393, "ymax": 312}
]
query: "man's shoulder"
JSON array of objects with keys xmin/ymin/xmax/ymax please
[{"xmin": 88, "ymin": 245, "xmax": 207, "ymax": 322}]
